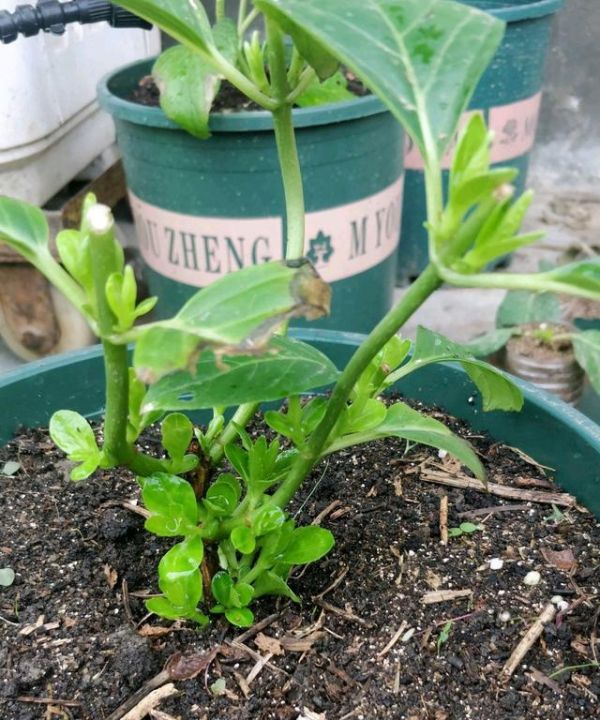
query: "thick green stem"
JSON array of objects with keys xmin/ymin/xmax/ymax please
[
  {"xmin": 88, "ymin": 211, "xmax": 130, "ymax": 466},
  {"xmin": 266, "ymin": 18, "xmax": 305, "ymax": 260},
  {"xmin": 272, "ymin": 264, "xmax": 443, "ymax": 508},
  {"xmin": 215, "ymin": 0, "xmax": 225, "ymax": 22}
]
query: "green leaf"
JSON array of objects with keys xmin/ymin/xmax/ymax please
[
  {"xmin": 340, "ymin": 398, "xmax": 386, "ymax": 434},
  {"xmin": 49, "ymin": 410, "xmax": 101, "ymax": 480},
  {"xmin": 497, "ymin": 290, "xmax": 561, "ymax": 328},
  {"xmin": 111, "ymin": 0, "xmax": 213, "ymax": 55},
  {"xmin": 0, "ymin": 196, "xmax": 49, "ymax": 263},
  {"xmin": 134, "ymin": 261, "xmax": 331, "ymax": 384},
  {"xmin": 0, "ymin": 568, "xmax": 15, "ymax": 587},
  {"xmin": 296, "ymin": 71, "xmax": 354, "ymax": 107},
  {"xmin": 252, "ymin": 570, "xmax": 300, "ymax": 602},
  {"xmin": 538, "ymin": 260, "xmax": 600, "ymax": 301},
  {"xmin": 378, "ymin": 402, "xmax": 485, "ymax": 479},
  {"xmin": 393, "ymin": 327, "xmax": 523, "ymax": 412},
  {"xmin": 301, "ymin": 397, "xmax": 328, "ymax": 434},
  {"xmin": 573, "ymin": 331, "xmax": 600, "ymax": 395},
  {"xmin": 145, "ymin": 595, "xmax": 209, "ymax": 624},
  {"xmin": 142, "ymin": 472, "xmax": 198, "ymax": 537},
  {"xmin": 231, "ymin": 526, "xmax": 256, "ymax": 554},
  {"xmin": 211, "ymin": 571, "xmax": 234, "ymax": 606},
  {"xmin": 225, "ymin": 607, "xmax": 254, "ymax": 627},
  {"xmin": 253, "ymin": 504, "xmax": 286, "ymax": 537},
  {"xmin": 158, "ymin": 536, "xmax": 204, "ymax": 611},
  {"xmin": 204, "ymin": 480, "xmax": 238, "ymax": 517},
  {"xmin": 464, "ymin": 231, "xmax": 544, "ymax": 270},
  {"xmin": 161, "ymin": 413, "xmax": 194, "ymax": 464},
  {"xmin": 1, "ymin": 461, "xmax": 20, "ymax": 476},
  {"xmin": 56, "ymin": 229, "xmax": 94, "ymax": 296},
  {"xmin": 142, "ymin": 336, "xmax": 338, "ymax": 412},
  {"xmin": 153, "ymin": 18, "xmax": 238, "ymax": 139},
  {"xmin": 280, "ymin": 526, "xmax": 335, "ymax": 565},
  {"xmin": 462, "ymin": 328, "xmax": 516, "ymax": 358},
  {"xmin": 257, "ymin": 0, "xmax": 504, "ymax": 160},
  {"xmin": 459, "ymin": 522, "xmax": 482, "ymax": 534},
  {"xmin": 105, "ymin": 266, "xmax": 138, "ymax": 332},
  {"xmin": 262, "ymin": 5, "xmax": 338, "ymax": 79},
  {"xmin": 450, "ymin": 113, "xmax": 490, "ymax": 184}
]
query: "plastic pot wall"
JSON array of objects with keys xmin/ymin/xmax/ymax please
[
  {"xmin": 1, "ymin": 328, "xmax": 599, "ymax": 516},
  {"xmin": 98, "ymin": 61, "xmax": 404, "ymax": 334},
  {"xmin": 397, "ymin": 0, "xmax": 564, "ymax": 284}
]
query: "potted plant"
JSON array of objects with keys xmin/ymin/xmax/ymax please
[
  {"xmin": 98, "ymin": 3, "xmax": 404, "ymax": 334},
  {"xmin": 1, "ymin": 0, "xmax": 599, "ymax": 716},
  {"xmin": 397, "ymin": 0, "xmax": 565, "ymax": 283},
  {"xmin": 465, "ymin": 288, "xmax": 600, "ymax": 405}
]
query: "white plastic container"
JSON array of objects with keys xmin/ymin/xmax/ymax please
[{"xmin": 0, "ymin": 0, "xmax": 160, "ymax": 204}]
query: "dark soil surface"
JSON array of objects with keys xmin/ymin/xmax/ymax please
[
  {"xmin": 132, "ymin": 71, "xmax": 369, "ymax": 112},
  {"xmin": 1, "ymin": 405, "xmax": 600, "ymax": 720}
]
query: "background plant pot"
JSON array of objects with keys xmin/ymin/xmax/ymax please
[
  {"xmin": 98, "ymin": 60, "xmax": 404, "ymax": 334},
  {"xmin": 396, "ymin": 0, "xmax": 564, "ymax": 285},
  {"xmin": 1, "ymin": 328, "xmax": 599, "ymax": 516}
]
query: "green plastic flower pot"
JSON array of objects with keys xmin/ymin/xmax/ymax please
[
  {"xmin": 1, "ymin": 328, "xmax": 599, "ymax": 515},
  {"xmin": 396, "ymin": 0, "xmax": 564, "ymax": 284},
  {"xmin": 98, "ymin": 60, "xmax": 404, "ymax": 334}
]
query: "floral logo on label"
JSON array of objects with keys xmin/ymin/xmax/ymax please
[{"xmin": 306, "ymin": 230, "xmax": 335, "ymax": 265}]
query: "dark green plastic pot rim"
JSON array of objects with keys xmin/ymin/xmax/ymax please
[
  {"xmin": 98, "ymin": 59, "xmax": 387, "ymax": 134},
  {"xmin": 464, "ymin": 0, "xmax": 564, "ymax": 21},
  {"xmin": 2, "ymin": 328, "xmax": 598, "ymax": 451}
]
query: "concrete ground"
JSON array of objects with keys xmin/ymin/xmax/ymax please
[{"xmin": 0, "ymin": 186, "xmax": 598, "ymax": 377}]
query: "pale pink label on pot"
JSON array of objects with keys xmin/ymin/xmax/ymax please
[
  {"xmin": 129, "ymin": 176, "xmax": 403, "ymax": 287},
  {"xmin": 403, "ymin": 92, "xmax": 542, "ymax": 170}
]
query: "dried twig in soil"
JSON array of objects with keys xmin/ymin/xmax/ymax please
[
  {"xmin": 17, "ymin": 697, "xmax": 81, "ymax": 708},
  {"xmin": 314, "ymin": 566, "xmax": 348, "ymax": 600},
  {"xmin": 313, "ymin": 598, "xmax": 373, "ymax": 627},
  {"xmin": 439, "ymin": 495, "xmax": 448, "ymax": 545},
  {"xmin": 501, "ymin": 603, "xmax": 557, "ymax": 680},
  {"xmin": 421, "ymin": 589, "xmax": 472, "ymax": 605},
  {"xmin": 119, "ymin": 684, "xmax": 177, "ymax": 720},
  {"xmin": 421, "ymin": 465, "xmax": 576, "ymax": 507},
  {"xmin": 233, "ymin": 612, "xmax": 279, "ymax": 645},
  {"xmin": 458, "ymin": 504, "xmax": 530, "ymax": 519},
  {"xmin": 377, "ymin": 621, "xmax": 408, "ymax": 658}
]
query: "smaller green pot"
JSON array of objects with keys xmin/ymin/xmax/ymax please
[
  {"xmin": 397, "ymin": 0, "xmax": 564, "ymax": 284},
  {"xmin": 98, "ymin": 60, "xmax": 404, "ymax": 334}
]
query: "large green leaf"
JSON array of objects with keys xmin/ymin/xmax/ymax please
[
  {"xmin": 142, "ymin": 336, "xmax": 338, "ymax": 413},
  {"xmin": 330, "ymin": 401, "xmax": 485, "ymax": 481},
  {"xmin": 134, "ymin": 261, "xmax": 331, "ymax": 383},
  {"xmin": 152, "ymin": 18, "xmax": 238, "ymax": 139},
  {"xmin": 497, "ymin": 290, "xmax": 561, "ymax": 328},
  {"xmin": 462, "ymin": 328, "xmax": 516, "ymax": 358},
  {"xmin": 388, "ymin": 327, "xmax": 523, "ymax": 412},
  {"xmin": 256, "ymin": 0, "xmax": 504, "ymax": 160},
  {"xmin": 114, "ymin": 0, "xmax": 213, "ymax": 54},
  {"xmin": 573, "ymin": 331, "xmax": 600, "ymax": 395},
  {"xmin": 0, "ymin": 196, "xmax": 49, "ymax": 264},
  {"xmin": 538, "ymin": 260, "xmax": 600, "ymax": 301}
]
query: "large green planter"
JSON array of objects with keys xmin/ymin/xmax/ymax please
[
  {"xmin": 1, "ymin": 329, "xmax": 599, "ymax": 516},
  {"xmin": 397, "ymin": 0, "xmax": 564, "ymax": 284},
  {"xmin": 98, "ymin": 60, "xmax": 404, "ymax": 334}
]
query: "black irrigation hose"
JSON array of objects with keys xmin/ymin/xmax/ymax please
[{"xmin": 0, "ymin": 0, "xmax": 150, "ymax": 44}]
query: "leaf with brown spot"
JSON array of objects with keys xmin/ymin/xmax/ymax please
[{"xmin": 541, "ymin": 547, "xmax": 577, "ymax": 572}]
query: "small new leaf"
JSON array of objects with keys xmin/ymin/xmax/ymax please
[
  {"xmin": 142, "ymin": 472, "xmax": 199, "ymax": 537},
  {"xmin": 49, "ymin": 410, "xmax": 102, "ymax": 480}
]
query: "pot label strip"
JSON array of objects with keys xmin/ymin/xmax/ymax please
[
  {"xmin": 404, "ymin": 92, "xmax": 542, "ymax": 170},
  {"xmin": 129, "ymin": 176, "xmax": 404, "ymax": 287}
]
